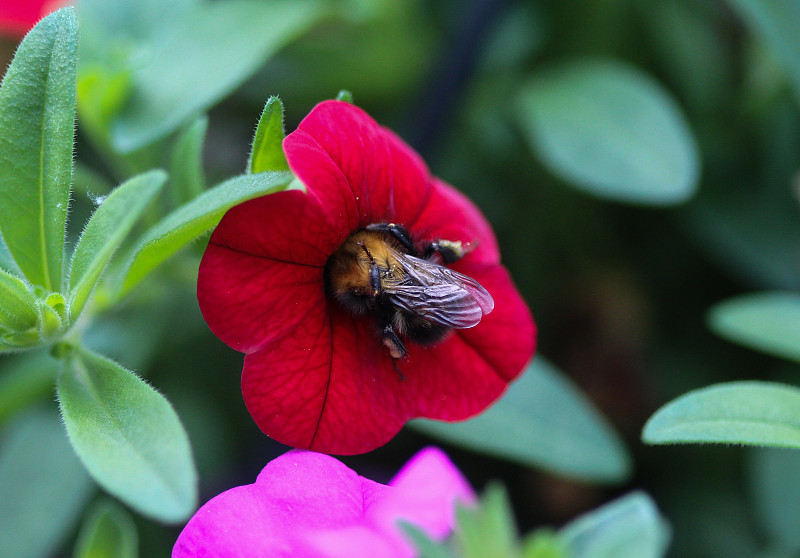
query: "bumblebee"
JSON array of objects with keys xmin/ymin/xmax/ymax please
[{"xmin": 326, "ymin": 223, "xmax": 494, "ymax": 361}]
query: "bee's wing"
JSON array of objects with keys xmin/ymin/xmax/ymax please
[{"xmin": 387, "ymin": 254, "xmax": 494, "ymax": 329}]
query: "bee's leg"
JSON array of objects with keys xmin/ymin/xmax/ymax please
[
  {"xmin": 421, "ymin": 239, "xmax": 464, "ymax": 264},
  {"xmin": 381, "ymin": 325, "xmax": 408, "ymax": 360},
  {"xmin": 381, "ymin": 326, "xmax": 407, "ymax": 381},
  {"xmin": 391, "ymin": 358, "xmax": 406, "ymax": 382},
  {"xmin": 366, "ymin": 223, "xmax": 415, "ymax": 254}
]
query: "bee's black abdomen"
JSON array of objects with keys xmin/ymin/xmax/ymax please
[
  {"xmin": 331, "ymin": 290, "xmax": 370, "ymax": 316},
  {"xmin": 403, "ymin": 315, "xmax": 450, "ymax": 346}
]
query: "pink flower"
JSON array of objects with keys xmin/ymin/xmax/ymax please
[
  {"xmin": 0, "ymin": 0, "xmax": 66, "ymax": 38},
  {"xmin": 172, "ymin": 447, "xmax": 475, "ymax": 558},
  {"xmin": 198, "ymin": 100, "xmax": 535, "ymax": 454}
]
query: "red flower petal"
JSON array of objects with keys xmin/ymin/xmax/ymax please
[
  {"xmin": 400, "ymin": 265, "xmax": 535, "ymax": 420},
  {"xmin": 285, "ymin": 101, "xmax": 432, "ymax": 228},
  {"xmin": 198, "ymin": 191, "xmax": 334, "ymax": 353},
  {"xmin": 240, "ymin": 265, "xmax": 532, "ymax": 454},
  {"xmin": 411, "ymin": 178, "xmax": 500, "ymax": 266},
  {"xmin": 241, "ymin": 305, "xmax": 404, "ymax": 454},
  {"xmin": 207, "ymin": 189, "xmax": 343, "ymax": 266},
  {"xmin": 0, "ymin": 0, "xmax": 64, "ymax": 38}
]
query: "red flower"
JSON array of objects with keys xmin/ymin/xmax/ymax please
[
  {"xmin": 198, "ymin": 100, "xmax": 535, "ymax": 454},
  {"xmin": 0, "ymin": 0, "xmax": 66, "ymax": 38}
]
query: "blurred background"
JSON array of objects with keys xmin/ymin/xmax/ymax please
[{"xmin": 3, "ymin": 0, "xmax": 800, "ymax": 556}]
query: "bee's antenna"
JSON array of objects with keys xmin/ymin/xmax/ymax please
[
  {"xmin": 392, "ymin": 358, "xmax": 406, "ymax": 382},
  {"xmin": 357, "ymin": 241, "xmax": 376, "ymax": 265},
  {"xmin": 358, "ymin": 241, "xmax": 381, "ymax": 296}
]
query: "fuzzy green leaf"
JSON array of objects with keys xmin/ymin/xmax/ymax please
[
  {"xmin": 335, "ymin": 90, "xmax": 354, "ymax": 103},
  {"xmin": 401, "ymin": 523, "xmax": 455, "ymax": 558},
  {"xmin": 68, "ymin": 170, "xmax": 167, "ymax": 320},
  {"xmin": 0, "ymin": 407, "xmax": 94, "ymax": 558},
  {"xmin": 411, "ymin": 357, "xmax": 631, "ymax": 483},
  {"xmin": 0, "ymin": 267, "xmax": 38, "ymax": 332},
  {"xmin": 0, "ymin": 238, "xmax": 19, "ymax": 274},
  {"xmin": 0, "ymin": 8, "xmax": 78, "ymax": 290},
  {"xmin": 520, "ymin": 530, "xmax": 569, "ymax": 558},
  {"xmin": 76, "ymin": 65, "xmax": 131, "ymax": 146},
  {"xmin": 643, "ymin": 381, "xmax": 800, "ymax": 447},
  {"xmin": 248, "ymin": 96, "xmax": 289, "ymax": 174},
  {"xmin": 559, "ymin": 492, "xmax": 670, "ymax": 558},
  {"xmin": 517, "ymin": 58, "xmax": 699, "ymax": 205},
  {"xmin": 73, "ymin": 499, "xmax": 138, "ymax": 558},
  {"xmin": 57, "ymin": 346, "xmax": 197, "ymax": 523},
  {"xmin": 169, "ymin": 116, "xmax": 208, "ymax": 205},
  {"xmin": 456, "ymin": 484, "xmax": 519, "ymax": 558},
  {"xmin": 708, "ymin": 292, "xmax": 800, "ymax": 363},
  {"xmin": 116, "ymin": 170, "xmax": 293, "ymax": 298}
]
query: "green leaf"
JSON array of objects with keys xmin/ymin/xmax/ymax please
[
  {"xmin": 520, "ymin": 530, "xmax": 569, "ymax": 558},
  {"xmin": 76, "ymin": 64, "xmax": 131, "ymax": 147},
  {"xmin": 169, "ymin": 116, "xmax": 208, "ymax": 205},
  {"xmin": 248, "ymin": 96, "xmax": 289, "ymax": 174},
  {"xmin": 401, "ymin": 523, "xmax": 455, "ymax": 558},
  {"xmin": 517, "ymin": 58, "xmax": 699, "ymax": 205},
  {"xmin": 0, "ymin": 407, "xmax": 94, "ymax": 558},
  {"xmin": 0, "ymin": 267, "xmax": 38, "ymax": 332},
  {"xmin": 73, "ymin": 499, "xmax": 138, "ymax": 558},
  {"xmin": 641, "ymin": 0, "xmax": 732, "ymax": 114},
  {"xmin": 116, "ymin": 170, "xmax": 293, "ymax": 298},
  {"xmin": 643, "ymin": 381, "xmax": 800, "ymax": 447},
  {"xmin": 0, "ymin": 8, "xmax": 78, "ymax": 290},
  {"xmin": 559, "ymin": 492, "xmax": 670, "ymax": 558},
  {"xmin": 683, "ymin": 187, "xmax": 800, "ymax": 291},
  {"xmin": 68, "ymin": 170, "xmax": 167, "ymax": 320},
  {"xmin": 0, "ymin": 236, "xmax": 21, "ymax": 274},
  {"xmin": 0, "ymin": 350, "xmax": 59, "ymax": 426},
  {"xmin": 73, "ymin": 163, "xmax": 115, "ymax": 199},
  {"xmin": 748, "ymin": 447, "xmax": 800, "ymax": 552},
  {"xmin": 727, "ymin": 0, "xmax": 800, "ymax": 106},
  {"xmin": 410, "ymin": 357, "xmax": 631, "ymax": 483},
  {"xmin": 708, "ymin": 292, "xmax": 800, "ymax": 363},
  {"xmin": 57, "ymin": 346, "xmax": 198, "ymax": 523},
  {"xmin": 335, "ymin": 90, "xmax": 354, "ymax": 103},
  {"xmin": 456, "ymin": 484, "xmax": 519, "ymax": 558},
  {"xmin": 78, "ymin": 0, "xmax": 324, "ymax": 152}
]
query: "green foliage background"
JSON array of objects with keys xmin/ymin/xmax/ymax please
[{"xmin": 2, "ymin": 1, "xmax": 800, "ymax": 557}]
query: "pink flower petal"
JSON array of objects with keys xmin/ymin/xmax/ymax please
[
  {"xmin": 174, "ymin": 450, "xmax": 386, "ymax": 558},
  {"xmin": 299, "ymin": 527, "xmax": 402, "ymax": 558},
  {"xmin": 254, "ymin": 450, "xmax": 385, "ymax": 529},
  {"xmin": 172, "ymin": 483, "xmax": 284, "ymax": 557},
  {"xmin": 375, "ymin": 447, "xmax": 475, "ymax": 539},
  {"xmin": 174, "ymin": 448, "xmax": 471, "ymax": 558}
]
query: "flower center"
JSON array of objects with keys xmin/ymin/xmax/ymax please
[{"xmin": 324, "ymin": 223, "xmax": 493, "ymax": 360}]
